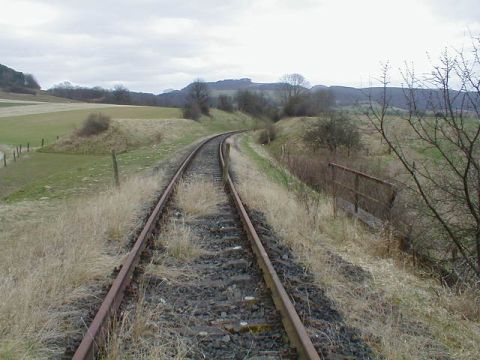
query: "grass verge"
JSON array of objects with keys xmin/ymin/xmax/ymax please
[
  {"xmin": 0, "ymin": 174, "xmax": 165, "ymax": 359},
  {"xmin": 231, "ymin": 132, "xmax": 480, "ymax": 360}
]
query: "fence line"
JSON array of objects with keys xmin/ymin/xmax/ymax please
[{"xmin": 328, "ymin": 162, "xmax": 397, "ymax": 221}]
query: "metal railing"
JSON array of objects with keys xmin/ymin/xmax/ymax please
[{"xmin": 328, "ymin": 162, "xmax": 396, "ymax": 220}]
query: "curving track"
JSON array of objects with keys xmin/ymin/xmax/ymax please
[{"xmin": 72, "ymin": 132, "xmax": 320, "ymax": 359}]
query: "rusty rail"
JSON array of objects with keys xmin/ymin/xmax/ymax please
[
  {"xmin": 73, "ymin": 133, "xmax": 228, "ymax": 360},
  {"xmin": 220, "ymin": 136, "xmax": 320, "ymax": 360}
]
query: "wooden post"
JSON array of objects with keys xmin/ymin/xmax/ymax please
[
  {"xmin": 3, "ymin": 154, "xmax": 6, "ymax": 167},
  {"xmin": 19, "ymin": 145, "xmax": 22, "ymax": 154},
  {"xmin": 41, "ymin": 138, "xmax": 44, "ymax": 147},
  {"xmin": 13, "ymin": 151, "xmax": 16, "ymax": 162},
  {"xmin": 354, "ymin": 173, "xmax": 359, "ymax": 213},
  {"xmin": 223, "ymin": 143, "xmax": 231, "ymax": 184},
  {"xmin": 331, "ymin": 164, "xmax": 337, "ymax": 218},
  {"xmin": 27, "ymin": 143, "xmax": 30, "ymax": 152},
  {"xmin": 111, "ymin": 149, "xmax": 120, "ymax": 187}
]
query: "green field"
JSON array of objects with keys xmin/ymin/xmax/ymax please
[
  {"xmin": 0, "ymin": 106, "xmax": 260, "ymax": 202},
  {"xmin": 0, "ymin": 106, "xmax": 182, "ymax": 146},
  {"xmin": 0, "ymin": 102, "xmax": 36, "ymax": 108}
]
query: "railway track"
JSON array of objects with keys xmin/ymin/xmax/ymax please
[{"xmin": 72, "ymin": 132, "xmax": 320, "ymax": 359}]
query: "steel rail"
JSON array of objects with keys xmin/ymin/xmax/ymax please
[
  {"xmin": 219, "ymin": 135, "xmax": 320, "ymax": 360},
  {"xmin": 73, "ymin": 132, "xmax": 230, "ymax": 360}
]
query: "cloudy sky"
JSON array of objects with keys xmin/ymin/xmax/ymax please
[{"xmin": 1, "ymin": 0, "xmax": 479, "ymax": 93}]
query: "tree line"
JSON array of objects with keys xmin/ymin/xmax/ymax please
[{"xmin": 182, "ymin": 74, "xmax": 336, "ymax": 121}]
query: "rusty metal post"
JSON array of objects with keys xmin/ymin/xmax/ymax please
[
  {"xmin": 111, "ymin": 149, "xmax": 120, "ymax": 187},
  {"xmin": 387, "ymin": 187, "xmax": 397, "ymax": 222},
  {"xmin": 354, "ymin": 173, "xmax": 359, "ymax": 213},
  {"xmin": 331, "ymin": 164, "xmax": 337, "ymax": 218},
  {"xmin": 223, "ymin": 142, "xmax": 231, "ymax": 184}
]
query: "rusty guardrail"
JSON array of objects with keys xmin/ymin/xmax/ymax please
[
  {"xmin": 329, "ymin": 162, "xmax": 396, "ymax": 218},
  {"xmin": 220, "ymin": 135, "xmax": 320, "ymax": 360}
]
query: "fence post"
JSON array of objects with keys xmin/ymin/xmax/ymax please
[
  {"xmin": 13, "ymin": 151, "xmax": 16, "ymax": 162},
  {"xmin": 387, "ymin": 187, "xmax": 397, "ymax": 222},
  {"xmin": 3, "ymin": 154, "xmax": 6, "ymax": 167},
  {"xmin": 331, "ymin": 164, "xmax": 337, "ymax": 218},
  {"xmin": 111, "ymin": 149, "xmax": 120, "ymax": 188},
  {"xmin": 19, "ymin": 145, "xmax": 22, "ymax": 154},
  {"xmin": 354, "ymin": 173, "xmax": 359, "ymax": 213},
  {"xmin": 27, "ymin": 143, "xmax": 30, "ymax": 152},
  {"xmin": 223, "ymin": 143, "xmax": 231, "ymax": 184}
]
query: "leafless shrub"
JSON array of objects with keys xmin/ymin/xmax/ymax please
[
  {"xmin": 77, "ymin": 113, "xmax": 111, "ymax": 137},
  {"xmin": 257, "ymin": 125, "xmax": 277, "ymax": 145},
  {"xmin": 367, "ymin": 37, "xmax": 480, "ymax": 278}
]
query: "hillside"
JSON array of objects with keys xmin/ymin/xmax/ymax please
[{"xmin": 0, "ymin": 63, "xmax": 40, "ymax": 93}]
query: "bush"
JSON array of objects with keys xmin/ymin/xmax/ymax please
[
  {"xmin": 77, "ymin": 113, "xmax": 111, "ymax": 137},
  {"xmin": 182, "ymin": 102, "xmax": 202, "ymax": 121},
  {"xmin": 304, "ymin": 112, "xmax": 361, "ymax": 156},
  {"xmin": 5, "ymin": 86, "xmax": 36, "ymax": 95},
  {"xmin": 257, "ymin": 125, "xmax": 277, "ymax": 145},
  {"xmin": 217, "ymin": 95, "xmax": 234, "ymax": 112}
]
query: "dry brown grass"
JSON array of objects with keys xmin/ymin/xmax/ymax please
[
  {"xmin": 155, "ymin": 220, "xmax": 203, "ymax": 261},
  {"xmin": 175, "ymin": 176, "xmax": 225, "ymax": 219},
  {"xmin": 231, "ymin": 134, "xmax": 480, "ymax": 360},
  {"xmin": 101, "ymin": 286, "xmax": 191, "ymax": 360},
  {"xmin": 102, "ymin": 265, "xmax": 195, "ymax": 360},
  {"xmin": 0, "ymin": 174, "xmax": 164, "ymax": 359},
  {"xmin": 0, "ymin": 102, "xmax": 119, "ymax": 118}
]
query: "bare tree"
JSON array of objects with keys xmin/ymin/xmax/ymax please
[
  {"xmin": 366, "ymin": 39, "xmax": 480, "ymax": 277},
  {"xmin": 183, "ymin": 79, "xmax": 210, "ymax": 120},
  {"xmin": 279, "ymin": 73, "xmax": 310, "ymax": 103},
  {"xmin": 217, "ymin": 95, "xmax": 234, "ymax": 112}
]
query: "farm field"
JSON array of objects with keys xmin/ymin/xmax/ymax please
[{"xmin": 0, "ymin": 102, "xmax": 259, "ymax": 202}]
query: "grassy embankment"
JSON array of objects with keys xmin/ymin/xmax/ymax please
[{"xmin": 232, "ymin": 132, "xmax": 480, "ymax": 360}]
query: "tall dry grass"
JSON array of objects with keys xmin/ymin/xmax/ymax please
[
  {"xmin": 0, "ymin": 175, "xmax": 163, "ymax": 359},
  {"xmin": 231, "ymin": 135, "xmax": 480, "ymax": 360},
  {"xmin": 155, "ymin": 220, "xmax": 203, "ymax": 261},
  {"xmin": 175, "ymin": 176, "xmax": 225, "ymax": 219}
]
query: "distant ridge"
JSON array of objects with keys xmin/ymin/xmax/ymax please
[{"xmin": 0, "ymin": 63, "xmax": 40, "ymax": 94}]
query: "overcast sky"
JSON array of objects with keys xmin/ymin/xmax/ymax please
[{"xmin": 1, "ymin": 0, "xmax": 479, "ymax": 93}]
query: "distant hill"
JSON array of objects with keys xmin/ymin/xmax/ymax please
[
  {"xmin": 42, "ymin": 76, "xmax": 471, "ymax": 111},
  {"xmin": 0, "ymin": 63, "xmax": 40, "ymax": 95},
  {"xmin": 156, "ymin": 78, "xmax": 286, "ymax": 107}
]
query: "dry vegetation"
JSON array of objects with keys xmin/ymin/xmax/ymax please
[
  {"xmin": 0, "ymin": 174, "xmax": 164, "ymax": 359},
  {"xmin": 231, "ymin": 134, "xmax": 480, "ymax": 359},
  {"xmin": 52, "ymin": 118, "xmax": 202, "ymax": 155},
  {"xmin": 0, "ymin": 101, "xmax": 118, "ymax": 118},
  {"xmin": 101, "ymin": 176, "xmax": 227, "ymax": 359},
  {"xmin": 156, "ymin": 220, "xmax": 203, "ymax": 261},
  {"xmin": 175, "ymin": 176, "xmax": 225, "ymax": 219}
]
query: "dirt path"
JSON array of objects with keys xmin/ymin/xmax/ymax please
[{"xmin": 0, "ymin": 102, "xmax": 132, "ymax": 118}]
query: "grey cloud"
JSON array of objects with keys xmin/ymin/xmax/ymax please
[
  {"xmin": 1, "ymin": 0, "xmax": 255, "ymax": 92},
  {"xmin": 425, "ymin": 0, "xmax": 480, "ymax": 23}
]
